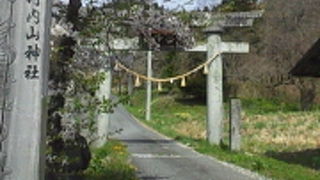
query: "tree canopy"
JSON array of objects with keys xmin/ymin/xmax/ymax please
[{"xmin": 219, "ymin": 0, "xmax": 258, "ymax": 12}]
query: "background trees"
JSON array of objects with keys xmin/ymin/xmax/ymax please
[
  {"xmin": 260, "ymin": 0, "xmax": 320, "ymax": 110},
  {"xmin": 207, "ymin": 0, "xmax": 320, "ymax": 110},
  {"xmin": 219, "ymin": 0, "xmax": 258, "ymax": 12}
]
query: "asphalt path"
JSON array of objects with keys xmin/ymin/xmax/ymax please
[{"xmin": 109, "ymin": 104, "xmax": 266, "ymax": 180}]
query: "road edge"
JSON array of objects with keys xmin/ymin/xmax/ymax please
[{"xmin": 126, "ymin": 111, "xmax": 271, "ymax": 180}]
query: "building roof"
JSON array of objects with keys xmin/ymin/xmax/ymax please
[{"xmin": 290, "ymin": 38, "xmax": 320, "ymax": 77}]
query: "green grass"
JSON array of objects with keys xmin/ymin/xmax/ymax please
[
  {"xmin": 181, "ymin": 137, "xmax": 320, "ymax": 180},
  {"xmin": 241, "ymin": 98, "xmax": 320, "ymax": 115},
  {"xmin": 126, "ymin": 90, "xmax": 320, "ymax": 180},
  {"xmin": 241, "ymin": 98, "xmax": 300, "ymax": 115},
  {"xmin": 84, "ymin": 140, "xmax": 137, "ymax": 180}
]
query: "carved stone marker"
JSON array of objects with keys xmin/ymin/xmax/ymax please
[{"xmin": 5, "ymin": 0, "xmax": 52, "ymax": 180}]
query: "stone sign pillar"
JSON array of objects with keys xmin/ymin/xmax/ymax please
[{"xmin": 5, "ymin": 0, "xmax": 52, "ymax": 180}]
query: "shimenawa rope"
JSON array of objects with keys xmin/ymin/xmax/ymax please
[{"xmin": 115, "ymin": 52, "xmax": 221, "ymax": 87}]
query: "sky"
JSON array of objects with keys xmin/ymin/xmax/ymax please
[
  {"xmin": 60, "ymin": 0, "xmax": 222, "ymax": 11},
  {"xmin": 154, "ymin": 0, "xmax": 222, "ymax": 11}
]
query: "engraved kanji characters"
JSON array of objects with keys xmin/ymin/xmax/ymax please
[
  {"xmin": 24, "ymin": 65, "xmax": 39, "ymax": 79},
  {"xmin": 26, "ymin": 26, "xmax": 40, "ymax": 40},
  {"xmin": 26, "ymin": 0, "xmax": 40, "ymax": 6},
  {"xmin": 27, "ymin": 9, "xmax": 40, "ymax": 24},
  {"xmin": 24, "ymin": 0, "xmax": 41, "ymax": 80},
  {"xmin": 25, "ymin": 44, "xmax": 40, "ymax": 61}
]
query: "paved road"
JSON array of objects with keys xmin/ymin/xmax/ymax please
[{"xmin": 109, "ymin": 104, "xmax": 265, "ymax": 180}]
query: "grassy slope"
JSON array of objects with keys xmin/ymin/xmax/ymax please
[{"xmin": 126, "ymin": 90, "xmax": 320, "ymax": 180}]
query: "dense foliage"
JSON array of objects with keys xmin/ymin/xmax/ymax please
[{"xmin": 219, "ymin": 0, "xmax": 258, "ymax": 12}]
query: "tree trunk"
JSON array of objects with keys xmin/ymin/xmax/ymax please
[
  {"xmin": 224, "ymin": 79, "xmax": 239, "ymax": 100},
  {"xmin": 47, "ymin": 0, "xmax": 91, "ymax": 173},
  {"xmin": 128, "ymin": 73, "xmax": 133, "ymax": 95},
  {"xmin": 67, "ymin": 0, "xmax": 82, "ymax": 30},
  {"xmin": 118, "ymin": 72, "xmax": 122, "ymax": 95},
  {"xmin": 297, "ymin": 79, "xmax": 316, "ymax": 111}
]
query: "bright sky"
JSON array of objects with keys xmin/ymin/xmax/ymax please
[
  {"xmin": 155, "ymin": 0, "xmax": 221, "ymax": 10},
  {"xmin": 59, "ymin": 0, "xmax": 222, "ymax": 11}
]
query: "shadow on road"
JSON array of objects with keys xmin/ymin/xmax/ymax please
[
  {"xmin": 139, "ymin": 175, "xmax": 170, "ymax": 180},
  {"xmin": 121, "ymin": 139, "xmax": 174, "ymax": 144},
  {"xmin": 266, "ymin": 148, "xmax": 320, "ymax": 170},
  {"xmin": 175, "ymin": 97, "xmax": 206, "ymax": 106}
]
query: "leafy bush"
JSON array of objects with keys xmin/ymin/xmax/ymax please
[{"xmin": 84, "ymin": 141, "xmax": 137, "ymax": 180}]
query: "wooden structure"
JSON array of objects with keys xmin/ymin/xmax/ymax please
[{"xmin": 290, "ymin": 38, "xmax": 320, "ymax": 77}]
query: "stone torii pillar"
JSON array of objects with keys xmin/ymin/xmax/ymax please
[
  {"xmin": 5, "ymin": 1, "xmax": 52, "ymax": 180},
  {"xmin": 94, "ymin": 52, "xmax": 112, "ymax": 147},
  {"xmin": 94, "ymin": 38, "xmax": 139, "ymax": 147},
  {"xmin": 204, "ymin": 11, "xmax": 263, "ymax": 145},
  {"xmin": 206, "ymin": 27, "xmax": 225, "ymax": 145},
  {"xmin": 145, "ymin": 50, "xmax": 152, "ymax": 121},
  {"xmin": 205, "ymin": 27, "xmax": 249, "ymax": 145}
]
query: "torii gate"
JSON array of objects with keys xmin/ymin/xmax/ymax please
[{"xmin": 96, "ymin": 10, "xmax": 263, "ymax": 146}]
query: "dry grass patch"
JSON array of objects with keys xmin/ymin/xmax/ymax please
[
  {"xmin": 242, "ymin": 112, "xmax": 320, "ymax": 153},
  {"xmin": 174, "ymin": 120, "xmax": 206, "ymax": 139}
]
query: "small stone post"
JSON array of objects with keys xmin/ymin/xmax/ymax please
[{"xmin": 229, "ymin": 98, "xmax": 241, "ymax": 151}]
